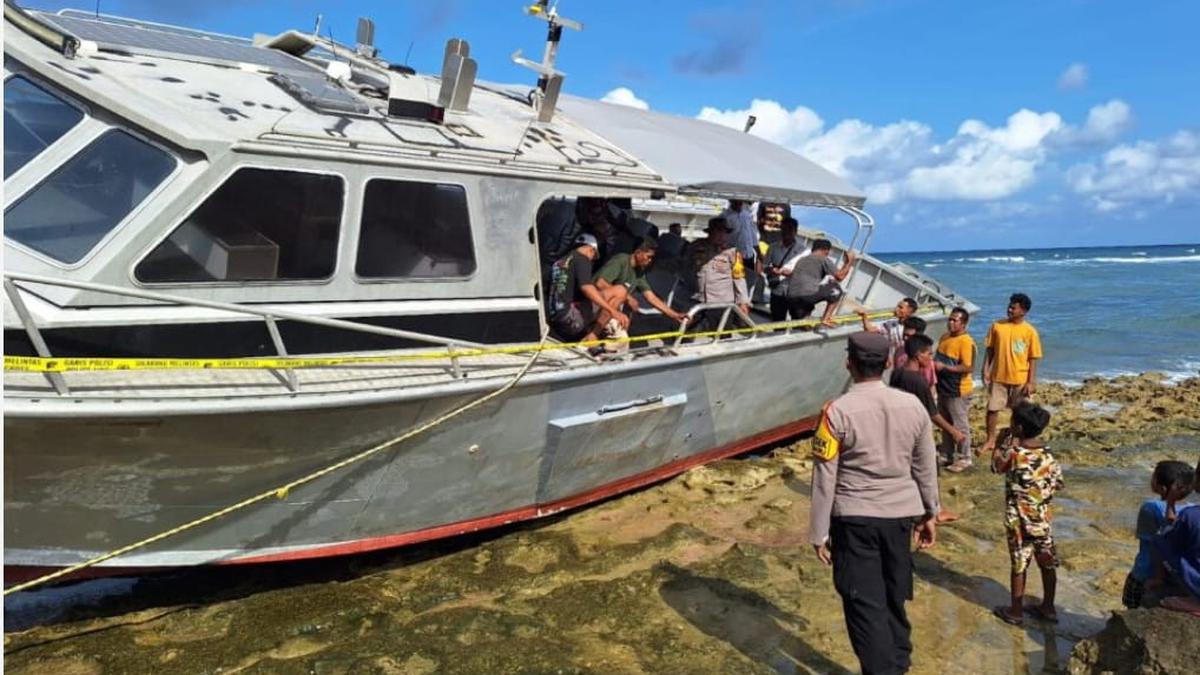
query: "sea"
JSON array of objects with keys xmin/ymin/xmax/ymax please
[{"xmin": 873, "ymin": 243, "xmax": 1200, "ymax": 385}]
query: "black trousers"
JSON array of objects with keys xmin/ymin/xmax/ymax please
[
  {"xmin": 830, "ymin": 516, "xmax": 916, "ymax": 675},
  {"xmin": 770, "ymin": 295, "xmax": 811, "ymax": 322}
]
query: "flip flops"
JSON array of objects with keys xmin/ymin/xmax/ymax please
[
  {"xmin": 1025, "ymin": 605, "xmax": 1059, "ymax": 624},
  {"xmin": 993, "ymin": 606, "xmax": 1024, "ymax": 626}
]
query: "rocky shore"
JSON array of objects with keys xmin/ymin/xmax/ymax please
[{"xmin": 5, "ymin": 375, "xmax": 1199, "ymax": 674}]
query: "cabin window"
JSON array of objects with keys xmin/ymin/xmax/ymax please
[
  {"xmin": 136, "ymin": 168, "xmax": 343, "ymax": 283},
  {"xmin": 4, "ymin": 130, "xmax": 175, "ymax": 264},
  {"xmin": 3, "ymin": 76, "xmax": 85, "ymax": 179},
  {"xmin": 355, "ymin": 179, "xmax": 476, "ymax": 278}
]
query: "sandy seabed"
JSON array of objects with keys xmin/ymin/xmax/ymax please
[{"xmin": 5, "ymin": 375, "xmax": 1199, "ymax": 674}]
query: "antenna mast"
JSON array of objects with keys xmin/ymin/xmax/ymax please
[{"xmin": 512, "ymin": 1, "xmax": 583, "ymax": 123}]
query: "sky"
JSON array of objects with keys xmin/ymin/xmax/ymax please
[{"xmin": 27, "ymin": 0, "xmax": 1200, "ymax": 252}]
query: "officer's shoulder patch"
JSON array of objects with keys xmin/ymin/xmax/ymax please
[{"xmin": 811, "ymin": 400, "xmax": 840, "ymax": 461}]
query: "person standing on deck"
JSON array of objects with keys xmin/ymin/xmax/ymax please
[
  {"xmin": 722, "ymin": 199, "xmax": 761, "ymax": 303},
  {"xmin": 763, "ymin": 217, "xmax": 803, "ymax": 321},
  {"xmin": 687, "ymin": 217, "xmax": 751, "ymax": 332},
  {"xmin": 810, "ymin": 331, "xmax": 940, "ymax": 675},
  {"xmin": 980, "ymin": 293, "xmax": 1042, "ymax": 454}
]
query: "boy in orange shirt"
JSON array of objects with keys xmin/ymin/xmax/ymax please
[{"xmin": 981, "ymin": 293, "xmax": 1042, "ymax": 454}]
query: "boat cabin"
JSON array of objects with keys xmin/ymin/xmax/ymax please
[{"xmin": 3, "ymin": 4, "xmax": 954, "ymax": 362}]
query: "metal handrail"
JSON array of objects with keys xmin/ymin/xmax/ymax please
[
  {"xmin": 2, "ymin": 271, "xmax": 495, "ymax": 395},
  {"xmin": 672, "ymin": 302, "xmax": 757, "ymax": 348}
]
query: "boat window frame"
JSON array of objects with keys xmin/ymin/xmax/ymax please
[
  {"xmin": 3, "ymin": 124, "xmax": 182, "ymax": 271},
  {"xmin": 131, "ymin": 163, "xmax": 348, "ymax": 289},
  {"xmin": 2, "ymin": 66, "xmax": 91, "ymax": 184},
  {"xmin": 352, "ymin": 173, "xmax": 479, "ymax": 284}
]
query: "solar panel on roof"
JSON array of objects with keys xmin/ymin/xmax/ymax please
[
  {"xmin": 270, "ymin": 72, "xmax": 369, "ymax": 114},
  {"xmin": 56, "ymin": 10, "xmax": 250, "ymax": 45},
  {"xmin": 37, "ymin": 12, "xmax": 313, "ymax": 74}
]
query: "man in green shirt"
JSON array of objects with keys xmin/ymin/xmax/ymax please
[{"xmin": 594, "ymin": 238, "xmax": 687, "ymax": 329}]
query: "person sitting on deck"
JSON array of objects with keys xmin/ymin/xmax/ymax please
[
  {"xmin": 594, "ymin": 237, "xmax": 688, "ymax": 328},
  {"xmin": 857, "ymin": 297, "xmax": 918, "ymax": 360},
  {"xmin": 545, "ymin": 234, "xmax": 630, "ymax": 344},
  {"xmin": 780, "ymin": 238, "xmax": 856, "ymax": 328},
  {"xmin": 687, "ymin": 217, "xmax": 750, "ymax": 333}
]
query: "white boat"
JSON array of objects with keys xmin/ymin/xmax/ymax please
[{"xmin": 2, "ymin": 1, "xmax": 975, "ymax": 583}]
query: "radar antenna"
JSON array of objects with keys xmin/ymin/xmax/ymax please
[{"xmin": 512, "ymin": 1, "xmax": 583, "ymax": 123}]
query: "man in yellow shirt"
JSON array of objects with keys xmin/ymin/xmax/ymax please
[
  {"xmin": 935, "ymin": 307, "xmax": 977, "ymax": 472},
  {"xmin": 981, "ymin": 293, "xmax": 1043, "ymax": 453}
]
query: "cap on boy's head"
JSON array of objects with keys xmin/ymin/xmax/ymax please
[
  {"xmin": 573, "ymin": 233, "xmax": 599, "ymax": 250},
  {"xmin": 1011, "ymin": 401, "xmax": 1051, "ymax": 438},
  {"xmin": 707, "ymin": 216, "xmax": 734, "ymax": 233},
  {"xmin": 847, "ymin": 331, "xmax": 890, "ymax": 363}
]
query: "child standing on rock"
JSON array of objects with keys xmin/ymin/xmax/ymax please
[
  {"xmin": 1123, "ymin": 460, "xmax": 1195, "ymax": 608},
  {"xmin": 991, "ymin": 401, "xmax": 1064, "ymax": 626}
]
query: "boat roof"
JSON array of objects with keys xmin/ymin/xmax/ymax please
[
  {"xmin": 6, "ymin": 5, "xmax": 866, "ymax": 208},
  {"xmin": 557, "ymin": 95, "xmax": 866, "ymax": 208}
]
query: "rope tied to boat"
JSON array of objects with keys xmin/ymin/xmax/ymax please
[
  {"xmin": 2, "ymin": 330, "xmax": 553, "ymax": 596},
  {"xmin": 3, "ymin": 307, "xmax": 926, "ymax": 373}
]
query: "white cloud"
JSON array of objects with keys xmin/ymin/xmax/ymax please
[
  {"xmin": 695, "ymin": 98, "xmax": 1138, "ymax": 206},
  {"xmin": 1053, "ymin": 99, "xmax": 1134, "ymax": 145},
  {"xmin": 1058, "ymin": 63, "xmax": 1088, "ymax": 90},
  {"xmin": 600, "ymin": 87, "xmax": 649, "ymax": 110},
  {"xmin": 697, "ymin": 98, "xmax": 822, "ymax": 148},
  {"xmin": 1068, "ymin": 130, "xmax": 1200, "ymax": 211}
]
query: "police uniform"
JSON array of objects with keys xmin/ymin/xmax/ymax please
[
  {"xmin": 687, "ymin": 224, "xmax": 750, "ymax": 333},
  {"xmin": 810, "ymin": 332, "xmax": 940, "ymax": 675}
]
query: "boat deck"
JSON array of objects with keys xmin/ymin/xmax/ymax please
[{"xmin": 3, "ymin": 342, "xmax": 615, "ymax": 401}]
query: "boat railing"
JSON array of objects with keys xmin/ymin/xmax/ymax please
[
  {"xmin": 2, "ymin": 271, "xmax": 504, "ymax": 397},
  {"xmin": 672, "ymin": 302, "xmax": 758, "ymax": 348}
]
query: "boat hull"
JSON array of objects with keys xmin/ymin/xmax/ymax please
[{"xmin": 3, "ymin": 326, "xmax": 916, "ymax": 574}]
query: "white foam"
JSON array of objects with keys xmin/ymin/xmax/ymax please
[
  {"xmin": 1132, "ymin": 251, "xmax": 1147, "ymax": 256},
  {"xmin": 1038, "ymin": 254, "xmax": 1200, "ymax": 266},
  {"xmin": 922, "ymin": 263, "xmax": 939, "ymax": 268},
  {"xmin": 956, "ymin": 255, "xmax": 1027, "ymax": 263}
]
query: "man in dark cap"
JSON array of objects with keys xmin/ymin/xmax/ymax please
[{"xmin": 810, "ymin": 331, "xmax": 940, "ymax": 675}]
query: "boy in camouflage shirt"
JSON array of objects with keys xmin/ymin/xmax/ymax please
[{"xmin": 991, "ymin": 401, "xmax": 1064, "ymax": 626}]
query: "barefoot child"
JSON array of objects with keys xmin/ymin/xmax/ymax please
[
  {"xmin": 1123, "ymin": 460, "xmax": 1195, "ymax": 608},
  {"xmin": 991, "ymin": 401, "xmax": 1064, "ymax": 625}
]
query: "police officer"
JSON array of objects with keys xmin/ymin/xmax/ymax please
[
  {"xmin": 687, "ymin": 216, "xmax": 750, "ymax": 333},
  {"xmin": 810, "ymin": 331, "xmax": 940, "ymax": 675}
]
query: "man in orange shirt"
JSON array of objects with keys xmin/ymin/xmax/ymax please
[{"xmin": 981, "ymin": 293, "xmax": 1043, "ymax": 453}]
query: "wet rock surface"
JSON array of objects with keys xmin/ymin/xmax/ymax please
[
  {"xmin": 1067, "ymin": 609, "xmax": 1200, "ymax": 675},
  {"xmin": 5, "ymin": 377, "xmax": 1199, "ymax": 674}
]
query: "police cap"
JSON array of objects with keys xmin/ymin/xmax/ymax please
[{"xmin": 847, "ymin": 331, "xmax": 890, "ymax": 363}]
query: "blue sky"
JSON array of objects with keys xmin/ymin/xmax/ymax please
[{"xmin": 31, "ymin": 0, "xmax": 1200, "ymax": 251}]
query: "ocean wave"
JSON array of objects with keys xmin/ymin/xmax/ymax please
[
  {"xmin": 1042, "ymin": 254, "xmax": 1200, "ymax": 265},
  {"xmin": 956, "ymin": 255, "xmax": 1027, "ymax": 263},
  {"xmin": 1132, "ymin": 251, "xmax": 1147, "ymax": 256},
  {"xmin": 922, "ymin": 263, "xmax": 939, "ymax": 268}
]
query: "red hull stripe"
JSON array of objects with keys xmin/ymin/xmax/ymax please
[{"xmin": 5, "ymin": 415, "xmax": 817, "ymax": 582}]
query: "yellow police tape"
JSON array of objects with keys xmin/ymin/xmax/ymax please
[{"xmin": 3, "ymin": 307, "xmax": 934, "ymax": 373}]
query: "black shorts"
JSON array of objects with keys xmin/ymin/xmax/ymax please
[
  {"xmin": 787, "ymin": 283, "xmax": 844, "ymax": 316},
  {"xmin": 550, "ymin": 303, "xmax": 593, "ymax": 341}
]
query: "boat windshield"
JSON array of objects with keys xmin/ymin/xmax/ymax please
[
  {"xmin": 3, "ymin": 75, "xmax": 84, "ymax": 179},
  {"xmin": 4, "ymin": 130, "xmax": 176, "ymax": 264}
]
